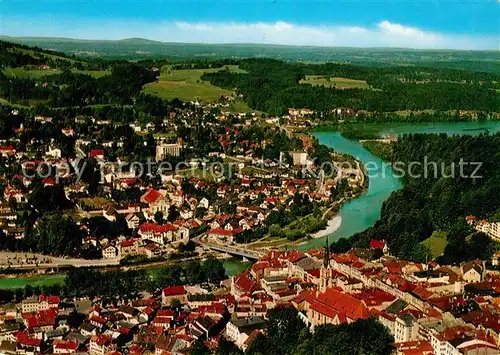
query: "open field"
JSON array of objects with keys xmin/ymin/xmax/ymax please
[
  {"xmin": 78, "ymin": 197, "xmax": 113, "ymax": 209},
  {"xmin": 421, "ymin": 231, "xmax": 448, "ymax": 259},
  {"xmin": 226, "ymin": 101, "xmax": 253, "ymax": 113},
  {"xmin": 0, "ymin": 258, "xmax": 251, "ymax": 289},
  {"xmin": 0, "ymin": 274, "xmax": 65, "ymax": 290},
  {"xmin": 142, "ymin": 65, "xmax": 243, "ymax": 103},
  {"xmin": 300, "ymin": 75, "xmax": 369, "ymax": 89},
  {"xmin": 4, "ymin": 67, "xmax": 109, "ymax": 79},
  {"xmin": 176, "ymin": 168, "xmax": 217, "ymax": 181}
]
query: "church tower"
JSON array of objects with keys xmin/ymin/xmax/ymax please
[{"xmin": 319, "ymin": 237, "xmax": 331, "ymax": 292}]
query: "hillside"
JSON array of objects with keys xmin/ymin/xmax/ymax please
[{"xmin": 2, "ymin": 35, "xmax": 500, "ymax": 73}]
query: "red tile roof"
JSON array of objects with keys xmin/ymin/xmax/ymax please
[
  {"xmin": 16, "ymin": 331, "xmax": 41, "ymax": 347},
  {"xmin": 370, "ymin": 239, "xmax": 386, "ymax": 249},
  {"xmin": 91, "ymin": 334, "xmax": 113, "ymax": 346},
  {"xmin": 163, "ymin": 286, "xmax": 186, "ymax": 296},
  {"xmin": 39, "ymin": 294, "xmax": 59, "ymax": 304},
  {"xmin": 234, "ymin": 272, "xmax": 259, "ymax": 294},
  {"xmin": 316, "ymin": 288, "xmax": 370, "ymax": 321},
  {"xmin": 142, "ymin": 188, "xmax": 163, "ymax": 204},
  {"xmin": 89, "ymin": 149, "xmax": 104, "ymax": 158},
  {"xmin": 54, "ymin": 339, "xmax": 79, "ymax": 351},
  {"xmin": 140, "ymin": 222, "xmax": 178, "ymax": 234},
  {"xmin": 350, "ymin": 288, "xmax": 396, "ymax": 306}
]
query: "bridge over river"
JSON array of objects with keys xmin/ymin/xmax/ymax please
[{"xmin": 195, "ymin": 240, "xmax": 263, "ymax": 260}]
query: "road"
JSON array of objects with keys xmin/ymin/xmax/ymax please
[{"xmin": 0, "ymin": 252, "xmax": 120, "ymax": 269}]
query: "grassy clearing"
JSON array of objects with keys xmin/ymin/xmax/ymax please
[
  {"xmin": 79, "ymin": 197, "xmax": 113, "ymax": 210},
  {"xmin": 142, "ymin": 65, "xmax": 243, "ymax": 103},
  {"xmin": 224, "ymin": 65, "xmax": 248, "ymax": 74},
  {"xmin": 73, "ymin": 69, "xmax": 109, "ymax": 78},
  {"xmin": 4, "ymin": 67, "xmax": 108, "ymax": 79},
  {"xmin": 421, "ymin": 231, "xmax": 448, "ymax": 259},
  {"xmin": 300, "ymin": 75, "xmax": 369, "ymax": 89},
  {"xmin": 0, "ymin": 274, "xmax": 65, "ymax": 289},
  {"xmin": 227, "ymin": 101, "xmax": 253, "ymax": 113},
  {"xmin": 4, "ymin": 67, "xmax": 61, "ymax": 78},
  {"xmin": 176, "ymin": 168, "xmax": 217, "ymax": 181}
]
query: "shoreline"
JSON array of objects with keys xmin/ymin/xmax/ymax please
[{"xmin": 311, "ymin": 214, "xmax": 342, "ymax": 239}]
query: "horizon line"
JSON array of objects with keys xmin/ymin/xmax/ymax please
[{"xmin": 1, "ymin": 35, "xmax": 498, "ymax": 52}]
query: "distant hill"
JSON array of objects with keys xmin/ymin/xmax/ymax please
[
  {"xmin": 117, "ymin": 37, "xmax": 165, "ymax": 45},
  {"xmin": 1, "ymin": 35, "xmax": 499, "ymax": 72}
]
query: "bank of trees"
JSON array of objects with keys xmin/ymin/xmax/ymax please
[
  {"xmin": 147, "ymin": 258, "xmax": 227, "ymax": 292},
  {"xmin": 202, "ymin": 59, "xmax": 500, "ymax": 114}
]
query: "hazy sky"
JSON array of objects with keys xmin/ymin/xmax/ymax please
[{"xmin": 1, "ymin": 0, "xmax": 499, "ymax": 49}]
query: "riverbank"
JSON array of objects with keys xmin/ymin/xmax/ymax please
[{"xmin": 311, "ymin": 215, "xmax": 342, "ymax": 239}]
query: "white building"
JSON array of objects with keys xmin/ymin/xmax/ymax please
[
  {"xmin": 394, "ymin": 313, "xmax": 419, "ymax": 343},
  {"xmin": 475, "ymin": 221, "xmax": 500, "ymax": 241},
  {"xmin": 102, "ymin": 245, "xmax": 118, "ymax": 259},
  {"xmin": 155, "ymin": 138, "xmax": 183, "ymax": 161},
  {"xmin": 225, "ymin": 317, "xmax": 267, "ymax": 349}
]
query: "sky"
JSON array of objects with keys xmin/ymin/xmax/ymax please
[{"xmin": 0, "ymin": 0, "xmax": 499, "ymax": 50}]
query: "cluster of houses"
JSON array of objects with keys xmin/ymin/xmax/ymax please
[
  {"xmin": 0, "ymin": 285, "xmax": 233, "ymax": 354},
  {"xmin": 0, "ymin": 100, "xmax": 369, "ymax": 262},
  {"xmin": 227, "ymin": 243, "xmax": 500, "ymax": 355},
  {"xmin": 466, "ymin": 216, "xmax": 500, "ymax": 243},
  {"xmin": 0, "ymin": 241, "xmax": 498, "ymax": 354}
]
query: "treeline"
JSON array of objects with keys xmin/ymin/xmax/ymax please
[
  {"xmin": 201, "ymin": 59, "xmax": 500, "ymax": 114},
  {"xmin": 0, "ymin": 40, "xmax": 74, "ymax": 67},
  {"xmin": 172, "ymin": 59, "xmax": 239, "ymax": 70},
  {"xmin": 330, "ymin": 133, "xmax": 500, "ymax": 264},
  {"xmin": 0, "ymin": 257, "xmax": 228, "ymax": 303},
  {"xmin": 148, "ymin": 258, "xmax": 227, "ymax": 292}
]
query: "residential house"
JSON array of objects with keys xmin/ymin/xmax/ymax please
[
  {"xmin": 89, "ymin": 335, "xmax": 115, "ymax": 355},
  {"xmin": 102, "ymin": 245, "xmax": 118, "ymax": 259},
  {"xmin": 394, "ymin": 313, "xmax": 419, "ymax": 343},
  {"xmin": 225, "ymin": 317, "xmax": 267, "ymax": 349},
  {"xmin": 125, "ymin": 214, "xmax": 140, "ymax": 229},
  {"xmin": 461, "ymin": 261, "xmax": 483, "ymax": 283}
]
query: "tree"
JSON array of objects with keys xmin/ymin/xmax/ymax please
[
  {"xmin": 25, "ymin": 215, "xmax": 81, "ymax": 256},
  {"xmin": 7, "ymin": 197, "xmax": 17, "ymax": 212},
  {"xmin": 467, "ymin": 232, "xmax": 493, "ymax": 261},
  {"xmin": 154, "ymin": 211, "xmax": 164, "ymax": 224},
  {"xmin": 170, "ymin": 298, "xmax": 181, "ymax": 308},
  {"xmin": 202, "ymin": 257, "xmax": 226, "ymax": 283}
]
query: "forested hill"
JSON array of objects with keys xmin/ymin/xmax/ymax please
[
  {"xmin": 0, "ymin": 40, "xmax": 75, "ymax": 67},
  {"xmin": 202, "ymin": 59, "xmax": 500, "ymax": 114},
  {"xmin": 2, "ymin": 36, "xmax": 500, "ymax": 74},
  {"xmin": 331, "ymin": 133, "xmax": 500, "ymax": 265},
  {"xmin": 0, "ymin": 40, "xmax": 168, "ymax": 108}
]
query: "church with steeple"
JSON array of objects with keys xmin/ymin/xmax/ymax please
[{"xmin": 319, "ymin": 237, "xmax": 332, "ymax": 292}]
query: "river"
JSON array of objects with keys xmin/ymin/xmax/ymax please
[{"xmin": 298, "ymin": 120, "xmax": 500, "ymax": 250}]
